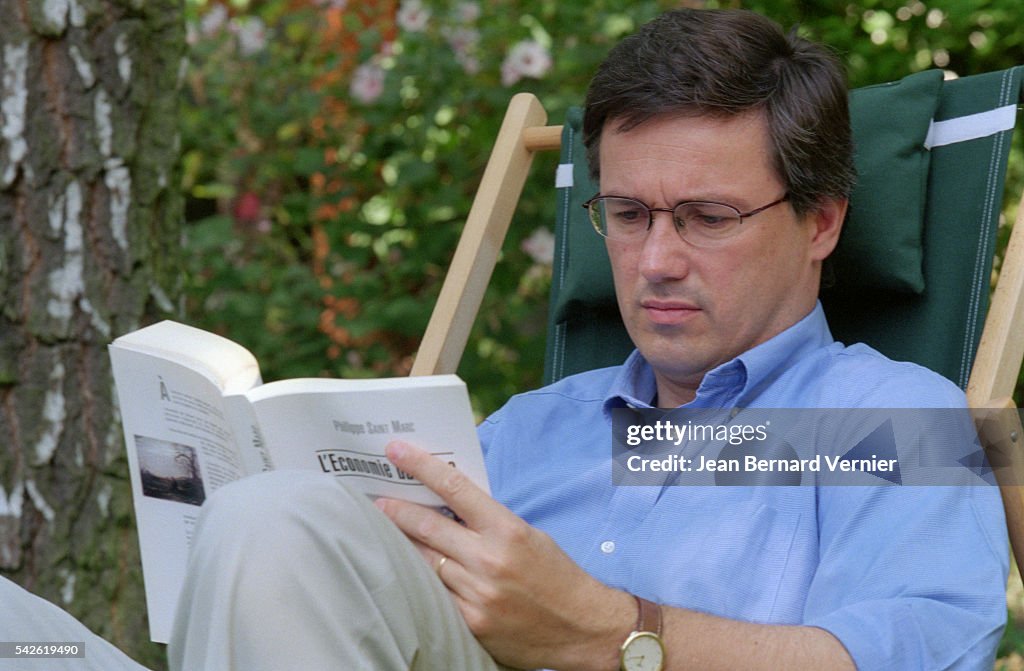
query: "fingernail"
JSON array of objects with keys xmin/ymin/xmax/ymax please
[{"xmin": 385, "ymin": 440, "xmax": 407, "ymax": 461}]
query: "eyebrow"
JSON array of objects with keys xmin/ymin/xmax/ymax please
[{"xmin": 598, "ymin": 193, "xmax": 748, "ymax": 208}]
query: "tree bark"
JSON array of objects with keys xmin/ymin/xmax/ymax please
[{"xmin": 0, "ymin": 1, "xmax": 183, "ymax": 667}]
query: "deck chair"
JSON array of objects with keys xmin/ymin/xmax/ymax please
[{"xmin": 410, "ymin": 68, "xmax": 1024, "ymax": 574}]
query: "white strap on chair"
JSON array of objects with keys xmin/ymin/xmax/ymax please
[
  {"xmin": 924, "ymin": 103, "xmax": 1018, "ymax": 149},
  {"xmin": 555, "ymin": 163, "xmax": 574, "ymax": 188}
]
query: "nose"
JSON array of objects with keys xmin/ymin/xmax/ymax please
[{"xmin": 638, "ymin": 210, "xmax": 691, "ymax": 283}]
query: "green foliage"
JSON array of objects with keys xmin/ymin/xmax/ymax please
[
  {"xmin": 1000, "ymin": 607, "xmax": 1024, "ymax": 664},
  {"xmin": 181, "ymin": 0, "xmax": 676, "ymax": 414},
  {"xmin": 181, "ymin": 0, "xmax": 1024, "ymax": 417}
]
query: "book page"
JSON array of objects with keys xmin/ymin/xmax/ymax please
[
  {"xmin": 244, "ymin": 375, "xmax": 489, "ymax": 507},
  {"xmin": 108, "ymin": 343, "xmax": 257, "ymax": 643},
  {"xmin": 223, "ymin": 394, "xmax": 275, "ymax": 475},
  {"xmin": 109, "ymin": 320, "xmax": 262, "ymax": 394}
]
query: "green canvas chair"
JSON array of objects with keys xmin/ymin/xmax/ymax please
[{"xmin": 411, "ymin": 68, "xmax": 1024, "ymax": 573}]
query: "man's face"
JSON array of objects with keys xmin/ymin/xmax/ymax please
[{"xmin": 599, "ymin": 112, "xmax": 841, "ymax": 406}]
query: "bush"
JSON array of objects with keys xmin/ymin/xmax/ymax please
[
  {"xmin": 181, "ymin": 0, "xmax": 675, "ymax": 414},
  {"xmin": 181, "ymin": 0, "xmax": 1024, "ymax": 415}
]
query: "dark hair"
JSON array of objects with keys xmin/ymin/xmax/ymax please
[{"xmin": 582, "ymin": 9, "xmax": 855, "ymax": 216}]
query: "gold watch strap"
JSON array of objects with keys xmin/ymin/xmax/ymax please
[{"xmin": 634, "ymin": 595, "xmax": 662, "ymax": 636}]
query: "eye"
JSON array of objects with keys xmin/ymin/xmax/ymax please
[
  {"xmin": 697, "ymin": 214, "xmax": 729, "ymax": 227},
  {"xmin": 677, "ymin": 203, "xmax": 738, "ymax": 229},
  {"xmin": 691, "ymin": 209, "xmax": 730, "ymax": 227},
  {"xmin": 607, "ymin": 200, "xmax": 647, "ymax": 225}
]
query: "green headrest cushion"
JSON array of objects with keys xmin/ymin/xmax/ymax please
[{"xmin": 836, "ymin": 69, "xmax": 944, "ymax": 294}]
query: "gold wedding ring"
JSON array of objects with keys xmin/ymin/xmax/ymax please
[{"xmin": 435, "ymin": 555, "xmax": 448, "ymax": 576}]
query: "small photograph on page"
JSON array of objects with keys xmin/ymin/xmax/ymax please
[{"xmin": 135, "ymin": 435, "xmax": 207, "ymax": 506}]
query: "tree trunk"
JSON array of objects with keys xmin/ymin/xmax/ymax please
[{"xmin": 0, "ymin": 1, "xmax": 183, "ymax": 668}]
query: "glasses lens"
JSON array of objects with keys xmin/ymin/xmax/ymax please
[
  {"xmin": 591, "ymin": 197, "xmax": 649, "ymax": 240},
  {"xmin": 673, "ymin": 202, "xmax": 742, "ymax": 244}
]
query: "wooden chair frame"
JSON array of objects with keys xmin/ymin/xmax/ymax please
[{"xmin": 410, "ymin": 92, "xmax": 1024, "ymax": 575}]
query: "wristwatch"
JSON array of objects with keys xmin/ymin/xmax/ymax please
[{"xmin": 619, "ymin": 595, "xmax": 665, "ymax": 671}]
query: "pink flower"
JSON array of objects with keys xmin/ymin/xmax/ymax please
[
  {"xmin": 501, "ymin": 40, "xmax": 552, "ymax": 87},
  {"xmin": 443, "ymin": 27, "xmax": 480, "ymax": 74},
  {"xmin": 444, "ymin": 27, "xmax": 479, "ymax": 54},
  {"xmin": 458, "ymin": 54, "xmax": 481, "ymax": 76},
  {"xmin": 397, "ymin": 0, "xmax": 430, "ymax": 33},
  {"xmin": 350, "ymin": 62, "xmax": 385, "ymax": 104},
  {"xmin": 234, "ymin": 191, "xmax": 265, "ymax": 230}
]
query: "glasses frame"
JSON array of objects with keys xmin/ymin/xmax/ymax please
[{"xmin": 581, "ymin": 193, "xmax": 790, "ymax": 245}]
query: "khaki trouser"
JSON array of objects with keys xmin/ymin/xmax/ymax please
[
  {"xmin": 0, "ymin": 577, "xmax": 151, "ymax": 670},
  {"xmin": 168, "ymin": 470, "xmax": 514, "ymax": 671}
]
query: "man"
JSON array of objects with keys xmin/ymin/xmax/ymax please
[{"xmin": 170, "ymin": 9, "xmax": 1008, "ymax": 670}]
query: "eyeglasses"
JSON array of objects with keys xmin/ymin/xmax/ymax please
[{"xmin": 582, "ymin": 194, "xmax": 789, "ymax": 247}]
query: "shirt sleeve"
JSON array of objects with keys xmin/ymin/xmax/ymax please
[
  {"xmin": 800, "ymin": 353, "xmax": 1009, "ymax": 668},
  {"xmin": 804, "ymin": 480, "xmax": 1007, "ymax": 669}
]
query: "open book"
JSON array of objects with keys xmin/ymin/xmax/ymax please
[{"xmin": 108, "ymin": 320, "xmax": 488, "ymax": 643}]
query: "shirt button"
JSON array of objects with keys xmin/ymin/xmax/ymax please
[{"xmin": 600, "ymin": 541, "xmax": 616, "ymax": 554}]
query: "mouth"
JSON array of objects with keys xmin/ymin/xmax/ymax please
[{"xmin": 640, "ymin": 299, "xmax": 701, "ymax": 325}]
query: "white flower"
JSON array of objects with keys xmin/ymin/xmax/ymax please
[
  {"xmin": 350, "ymin": 62, "xmax": 385, "ymax": 104},
  {"xmin": 521, "ymin": 227, "xmax": 555, "ymax": 266},
  {"xmin": 455, "ymin": 2, "xmax": 480, "ymax": 23},
  {"xmin": 397, "ymin": 0, "xmax": 430, "ymax": 33},
  {"xmin": 501, "ymin": 40, "xmax": 552, "ymax": 87},
  {"xmin": 230, "ymin": 16, "xmax": 267, "ymax": 56},
  {"xmin": 199, "ymin": 3, "xmax": 228, "ymax": 36}
]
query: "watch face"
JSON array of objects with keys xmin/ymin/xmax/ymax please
[{"xmin": 621, "ymin": 631, "xmax": 665, "ymax": 671}]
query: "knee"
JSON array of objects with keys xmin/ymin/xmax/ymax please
[
  {"xmin": 192, "ymin": 470, "xmax": 375, "ymax": 552},
  {"xmin": 184, "ymin": 471, "xmax": 407, "ymax": 602}
]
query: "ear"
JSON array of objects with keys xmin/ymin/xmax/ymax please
[{"xmin": 807, "ymin": 197, "xmax": 848, "ymax": 262}]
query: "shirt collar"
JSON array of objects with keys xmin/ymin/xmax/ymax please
[{"xmin": 603, "ymin": 302, "xmax": 834, "ymax": 415}]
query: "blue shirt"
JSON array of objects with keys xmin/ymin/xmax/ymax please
[{"xmin": 479, "ymin": 304, "xmax": 1008, "ymax": 670}]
